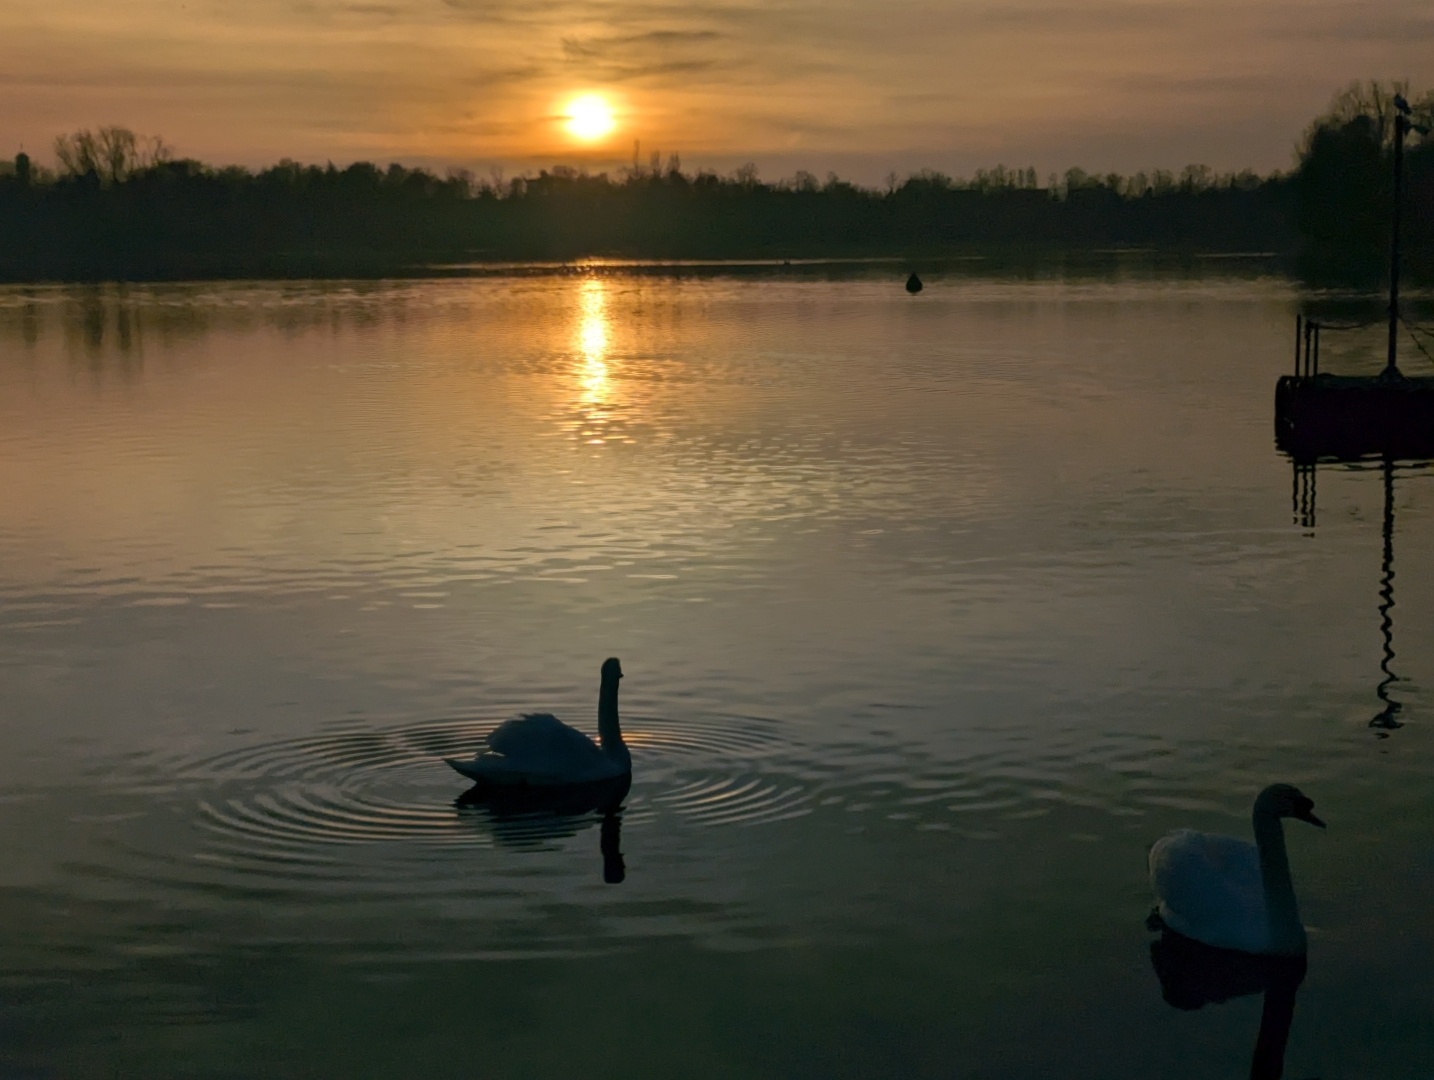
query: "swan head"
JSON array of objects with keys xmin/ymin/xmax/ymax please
[
  {"xmin": 597, "ymin": 658, "xmax": 627, "ymax": 758},
  {"xmin": 1257, "ymin": 784, "xmax": 1325, "ymax": 828}
]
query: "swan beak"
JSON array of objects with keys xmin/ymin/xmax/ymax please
[{"xmin": 1296, "ymin": 808, "xmax": 1326, "ymax": 828}]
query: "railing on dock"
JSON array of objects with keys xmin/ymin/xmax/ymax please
[
  {"xmin": 1277, "ymin": 93, "xmax": 1434, "ymax": 461},
  {"xmin": 1293, "ymin": 314, "xmax": 1320, "ymax": 379},
  {"xmin": 1277, "ymin": 311, "xmax": 1434, "ymax": 462},
  {"xmin": 1290, "ymin": 312, "xmax": 1395, "ymax": 381}
]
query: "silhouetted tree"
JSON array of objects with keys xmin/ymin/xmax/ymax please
[
  {"xmin": 3, "ymin": 86, "xmax": 1430, "ymax": 282},
  {"xmin": 53, "ymin": 127, "xmax": 171, "ymax": 186},
  {"xmin": 1295, "ymin": 81, "xmax": 1434, "ymax": 278}
]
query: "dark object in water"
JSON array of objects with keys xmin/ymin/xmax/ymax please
[
  {"xmin": 600, "ymin": 812, "xmax": 625, "ymax": 884},
  {"xmin": 455, "ymin": 773, "xmax": 631, "ymax": 883},
  {"xmin": 1275, "ymin": 373, "xmax": 1434, "ymax": 462},
  {"xmin": 905, "ymin": 273, "xmax": 923, "ymax": 294}
]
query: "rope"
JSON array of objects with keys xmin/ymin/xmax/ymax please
[
  {"xmin": 1298, "ymin": 314, "xmax": 1434, "ymax": 367},
  {"xmin": 1304, "ymin": 317, "xmax": 1383, "ymax": 331},
  {"xmin": 1404, "ymin": 321, "xmax": 1434, "ymax": 368}
]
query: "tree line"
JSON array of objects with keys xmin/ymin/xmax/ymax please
[{"xmin": 0, "ymin": 83, "xmax": 1429, "ymax": 281}]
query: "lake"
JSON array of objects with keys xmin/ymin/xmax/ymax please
[{"xmin": 0, "ymin": 267, "xmax": 1430, "ymax": 1079}]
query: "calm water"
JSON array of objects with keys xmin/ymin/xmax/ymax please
[{"xmin": 0, "ymin": 270, "xmax": 1430, "ymax": 1079}]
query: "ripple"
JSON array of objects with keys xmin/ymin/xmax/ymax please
[
  {"xmin": 82, "ymin": 708, "xmax": 1211, "ymax": 912},
  {"xmin": 163, "ymin": 711, "xmax": 816, "ymax": 874}
]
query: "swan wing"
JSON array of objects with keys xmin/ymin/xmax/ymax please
[
  {"xmin": 486, "ymin": 713, "xmax": 603, "ymax": 766},
  {"xmin": 1150, "ymin": 829, "xmax": 1268, "ymax": 954},
  {"xmin": 444, "ymin": 713, "xmax": 617, "ymax": 785}
]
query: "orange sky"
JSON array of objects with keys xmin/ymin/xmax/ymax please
[{"xmin": 3, "ymin": 0, "xmax": 1432, "ymax": 182}]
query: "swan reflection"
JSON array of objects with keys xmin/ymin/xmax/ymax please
[
  {"xmin": 1147, "ymin": 927, "xmax": 1306, "ymax": 1080},
  {"xmin": 454, "ymin": 773, "xmax": 630, "ymax": 884}
]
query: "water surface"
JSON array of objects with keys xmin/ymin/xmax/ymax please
[{"xmin": 0, "ymin": 270, "xmax": 1430, "ymax": 1078}]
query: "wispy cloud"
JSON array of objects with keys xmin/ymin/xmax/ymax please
[
  {"xmin": 2, "ymin": 0, "xmax": 1431, "ymax": 179},
  {"xmin": 560, "ymin": 29, "xmax": 728, "ymax": 81}
]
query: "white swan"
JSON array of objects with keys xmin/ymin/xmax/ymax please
[
  {"xmin": 1149, "ymin": 784, "xmax": 1324, "ymax": 957},
  {"xmin": 445, "ymin": 658, "xmax": 631, "ymax": 787}
]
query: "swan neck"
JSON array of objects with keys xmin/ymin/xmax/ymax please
[
  {"xmin": 598, "ymin": 676, "xmax": 624, "ymax": 754},
  {"xmin": 1253, "ymin": 803, "xmax": 1304, "ymax": 954}
]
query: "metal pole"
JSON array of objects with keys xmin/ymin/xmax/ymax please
[{"xmin": 1385, "ymin": 115, "xmax": 1406, "ymax": 378}]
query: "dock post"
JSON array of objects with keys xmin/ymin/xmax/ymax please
[
  {"xmin": 1385, "ymin": 109, "xmax": 1408, "ymax": 378},
  {"xmin": 1294, "ymin": 314, "xmax": 1302, "ymax": 377}
]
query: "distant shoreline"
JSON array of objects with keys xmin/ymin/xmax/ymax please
[
  {"xmin": 0, "ymin": 247, "xmax": 1304, "ymax": 287},
  {"xmin": 8, "ymin": 83, "xmax": 1433, "ymax": 289}
]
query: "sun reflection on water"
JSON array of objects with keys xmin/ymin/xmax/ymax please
[
  {"xmin": 571, "ymin": 278, "xmax": 624, "ymax": 445},
  {"xmin": 578, "ymin": 279, "xmax": 609, "ymax": 404}
]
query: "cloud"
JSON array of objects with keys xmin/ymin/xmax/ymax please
[
  {"xmin": 561, "ymin": 29, "xmax": 723, "ymax": 59},
  {"xmin": 1280, "ymin": 1, "xmax": 1434, "ymax": 43},
  {"xmin": 955, "ymin": 2, "xmax": 1184, "ymax": 32},
  {"xmin": 559, "ymin": 29, "xmax": 728, "ymax": 81},
  {"xmin": 3, "ymin": 0, "xmax": 1432, "ymax": 176},
  {"xmin": 1107, "ymin": 72, "xmax": 1294, "ymax": 97}
]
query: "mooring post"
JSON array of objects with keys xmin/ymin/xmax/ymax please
[
  {"xmin": 1294, "ymin": 314, "xmax": 1302, "ymax": 377},
  {"xmin": 1385, "ymin": 110, "xmax": 1408, "ymax": 378}
]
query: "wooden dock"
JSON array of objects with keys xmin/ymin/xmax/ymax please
[
  {"xmin": 1275, "ymin": 371, "xmax": 1434, "ymax": 462},
  {"xmin": 1273, "ymin": 95, "xmax": 1434, "ymax": 463}
]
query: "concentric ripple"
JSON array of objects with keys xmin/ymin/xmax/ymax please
[
  {"xmin": 167, "ymin": 712, "xmax": 817, "ymax": 876},
  {"xmin": 94, "ymin": 708, "xmax": 1179, "ymax": 911}
]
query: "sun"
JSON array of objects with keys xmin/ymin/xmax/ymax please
[{"xmin": 564, "ymin": 94, "xmax": 616, "ymax": 142}]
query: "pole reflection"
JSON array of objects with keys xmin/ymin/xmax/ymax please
[
  {"xmin": 1369, "ymin": 455, "xmax": 1403, "ymax": 735},
  {"xmin": 1287, "ymin": 457, "xmax": 1407, "ymax": 737}
]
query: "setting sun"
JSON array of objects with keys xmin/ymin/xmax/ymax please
[{"xmin": 563, "ymin": 94, "xmax": 616, "ymax": 142}]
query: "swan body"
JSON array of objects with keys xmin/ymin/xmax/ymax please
[
  {"xmin": 1150, "ymin": 830, "xmax": 1279, "ymax": 955},
  {"xmin": 446, "ymin": 658, "xmax": 630, "ymax": 787},
  {"xmin": 1149, "ymin": 784, "xmax": 1324, "ymax": 957}
]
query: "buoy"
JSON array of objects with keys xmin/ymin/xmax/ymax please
[{"xmin": 905, "ymin": 273, "xmax": 923, "ymax": 294}]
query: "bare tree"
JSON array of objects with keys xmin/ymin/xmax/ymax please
[
  {"xmin": 53, "ymin": 127, "xmax": 172, "ymax": 184},
  {"xmin": 444, "ymin": 166, "xmax": 476, "ymax": 197},
  {"xmin": 789, "ymin": 169, "xmax": 819, "ymax": 192},
  {"xmin": 1179, "ymin": 164, "xmax": 1214, "ymax": 193},
  {"xmin": 733, "ymin": 162, "xmax": 760, "ymax": 188},
  {"xmin": 1298, "ymin": 80, "xmax": 1433, "ymax": 155}
]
